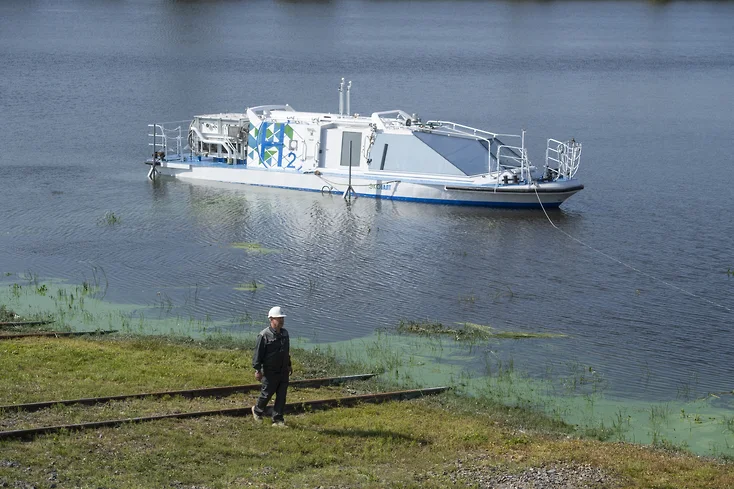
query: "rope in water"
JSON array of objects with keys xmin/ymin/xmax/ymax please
[{"xmin": 533, "ymin": 185, "xmax": 732, "ymax": 313}]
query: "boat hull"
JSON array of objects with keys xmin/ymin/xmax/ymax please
[{"xmin": 153, "ymin": 161, "xmax": 582, "ymax": 208}]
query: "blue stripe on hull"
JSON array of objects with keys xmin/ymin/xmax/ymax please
[
  {"xmin": 237, "ymin": 182, "xmax": 563, "ymax": 209},
  {"xmin": 161, "ymin": 162, "xmax": 568, "ymax": 208}
]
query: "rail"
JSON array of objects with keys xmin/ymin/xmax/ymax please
[
  {"xmin": 421, "ymin": 121, "xmax": 531, "ymax": 179},
  {"xmin": 147, "ymin": 121, "xmax": 190, "ymax": 162},
  {"xmin": 0, "ymin": 374, "xmax": 376, "ymax": 413},
  {"xmin": 545, "ymin": 138, "xmax": 582, "ymax": 179},
  {"xmin": 0, "ymin": 386, "xmax": 449, "ymax": 440},
  {"xmin": 0, "ymin": 320, "xmax": 55, "ymax": 327},
  {"xmin": 0, "ymin": 330, "xmax": 117, "ymax": 340},
  {"xmin": 423, "ymin": 120, "xmax": 506, "ymax": 141},
  {"xmin": 496, "ymin": 144, "xmax": 530, "ymax": 184}
]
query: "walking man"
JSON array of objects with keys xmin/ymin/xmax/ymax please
[{"xmin": 252, "ymin": 306, "xmax": 292, "ymax": 426}]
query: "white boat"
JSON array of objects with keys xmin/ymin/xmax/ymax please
[{"xmin": 145, "ymin": 80, "xmax": 583, "ymax": 208}]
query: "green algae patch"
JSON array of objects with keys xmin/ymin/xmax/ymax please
[
  {"xmin": 457, "ymin": 322, "xmax": 567, "ymax": 339},
  {"xmin": 397, "ymin": 320, "xmax": 566, "ymax": 341},
  {"xmin": 458, "ymin": 322, "xmax": 494, "ymax": 334},
  {"xmin": 230, "ymin": 242, "xmax": 280, "ymax": 254},
  {"xmin": 234, "ymin": 281, "xmax": 264, "ymax": 292},
  {"xmin": 396, "ymin": 319, "xmax": 489, "ymax": 340}
]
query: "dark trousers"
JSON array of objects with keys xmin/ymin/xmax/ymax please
[{"xmin": 254, "ymin": 373, "xmax": 288, "ymax": 422}]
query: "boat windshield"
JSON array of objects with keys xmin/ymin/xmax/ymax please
[{"xmin": 415, "ymin": 132, "xmax": 521, "ymax": 176}]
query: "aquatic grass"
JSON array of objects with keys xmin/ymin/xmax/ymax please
[
  {"xmin": 99, "ymin": 211, "xmax": 121, "ymax": 226},
  {"xmin": 306, "ymin": 277, "xmax": 318, "ymax": 295},
  {"xmin": 10, "ymin": 283, "xmax": 22, "ymax": 298},
  {"xmin": 234, "ymin": 280, "xmax": 263, "ymax": 292},
  {"xmin": 396, "ymin": 319, "xmax": 490, "ymax": 341},
  {"xmin": 611, "ymin": 407, "xmax": 633, "ymax": 441},
  {"xmin": 230, "ymin": 242, "xmax": 279, "ymax": 254},
  {"xmin": 81, "ymin": 265, "xmax": 109, "ymax": 299},
  {"xmin": 1, "ymin": 280, "xmax": 239, "ymax": 338},
  {"xmin": 492, "ymin": 284, "xmax": 515, "ymax": 301},
  {"xmin": 0, "ymin": 304, "xmax": 56, "ymax": 333},
  {"xmin": 0, "ymin": 304, "xmax": 17, "ymax": 322},
  {"xmin": 723, "ymin": 415, "xmax": 734, "ymax": 435},
  {"xmin": 396, "ymin": 319, "xmax": 567, "ymax": 341},
  {"xmin": 458, "ymin": 293, "xmax": 477, "ymax": 304}
]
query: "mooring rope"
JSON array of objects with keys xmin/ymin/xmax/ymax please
[
  {"xmin": 316, "ymin": 173, "xmax": 400, "ymax": 191},
  {"xmin": 533, "ymin": 185, "xmax": 732, "ymax": 313}
]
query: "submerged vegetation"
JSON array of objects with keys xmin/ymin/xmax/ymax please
[
  {"xmin": 396, "ymin": 319, "xmax": 567, "ymax": 341},
  {"xmin": 0, "ymin": 304, "xmax": 56, "ymax": 333},
  {"xmin": 230, "ymin": 242, "xmax": 279, "ymax": 254},
  {"xmin": 0, "ymin": 304, "xmax": 16, "ymax": 322},
  {"xmin": 99, "ymin": 211, "xmax": 121, "ymax": 226},
  {"xmin": 234, "ymin": 280, "xmax": 263, "ymax": 292}
]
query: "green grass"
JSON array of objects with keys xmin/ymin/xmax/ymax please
[
  {"xmin": 0, "ymin": 334, "xmax": 368, "ymax": 405},
  {"xmin": 1, "ymin": 335, "xmax": 733, "ymax": 488}
]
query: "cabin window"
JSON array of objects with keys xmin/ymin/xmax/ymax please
[{"xmin": 414, "ymin": 131, "xmax": 492, "ymax": 176}]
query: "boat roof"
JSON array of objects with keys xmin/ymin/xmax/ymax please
[{"xmin": 191, "ymin": 106, "xmax": 514, "ymax": 141}]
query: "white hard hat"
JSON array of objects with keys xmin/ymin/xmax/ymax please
[{"xmin": 268, "ymin": 306, "xmax": 286, "ymax": 318}]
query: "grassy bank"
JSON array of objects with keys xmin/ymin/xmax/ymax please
[{"xmin": 0, "ymin": 334, "xmax": 732, "ymax": 488}]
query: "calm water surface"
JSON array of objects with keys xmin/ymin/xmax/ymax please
[{"xmin": 1, "ymin": 0, "xmax": 733, "ymax": 446}]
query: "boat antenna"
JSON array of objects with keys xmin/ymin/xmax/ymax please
[
  {"xmin": 346, "ymin": 80, "xmax": 352, "ymax": 116},
  {"xmin": 343, "ymin": 140, "xmax": 356, "ymax": 200},
  {"xmin": 338, "ymin": 78, "xmax": 345, "ymax": 116}
]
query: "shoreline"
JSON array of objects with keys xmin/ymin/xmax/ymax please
[{"xmin": 1, "ymin": 318, "xmax": 732, "ymax": 488}]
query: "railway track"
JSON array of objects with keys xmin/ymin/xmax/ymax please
[
  {"xmin": 0, "ymin": 330, "xmax": 117, "ymax": 339},
  {"xmin": 0, "ymin": 374, "xmax": 376, "ymax": 413},
  {"xmin": 0, "ymin": 386, "xmax": 449, "ymax": 440},
  {"xmin": 0, "ymin": 320, "xmax": 55, "ymax": 327}
]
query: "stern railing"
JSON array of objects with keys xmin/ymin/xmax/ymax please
[{"xmin": 148, "ymin": 121, "xmax": 190, "ymax": 162}]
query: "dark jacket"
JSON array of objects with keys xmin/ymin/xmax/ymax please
[{"xmin": 252, "ymin": 326, "xmax": 291, "ymax": 375}]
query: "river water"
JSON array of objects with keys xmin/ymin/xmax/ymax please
[{"xmin": 1, "ymin": 0, "xmax": 733, "ymax": 455}]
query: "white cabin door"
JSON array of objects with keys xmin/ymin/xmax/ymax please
[{"xmin": 340, "ymin": 131, "xmax": 361, "ymax": 167}]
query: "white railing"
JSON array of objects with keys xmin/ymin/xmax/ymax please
[
  {"xmin": 545, "ymin": 138, "xmax": 582, "ymax": 179},
  {"xmin": 189, "ymin": 126, "xmax": 235, "ymax": 161},
  {"xmin": 496, "ymin": 144, "xmax": 530, "ymax": 183},
  {"xmin": 423, "ymin": 120, "xmax": 504, "ymax": 141},
  {"xmin": 148, "ymin": 121, "xmax": 189, "ymax": 162},
  {"xmin": 420, "ymin": 121, "xmax": 531, "ymax": 180}
]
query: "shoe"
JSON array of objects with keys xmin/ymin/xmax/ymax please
[
  {"xmin": 251, "ymin": 405, "xmax": 262, "ymax": 421},
  {"xmin": 271, "ymin": 421, "xmax": 287, "ymax": 428}
]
